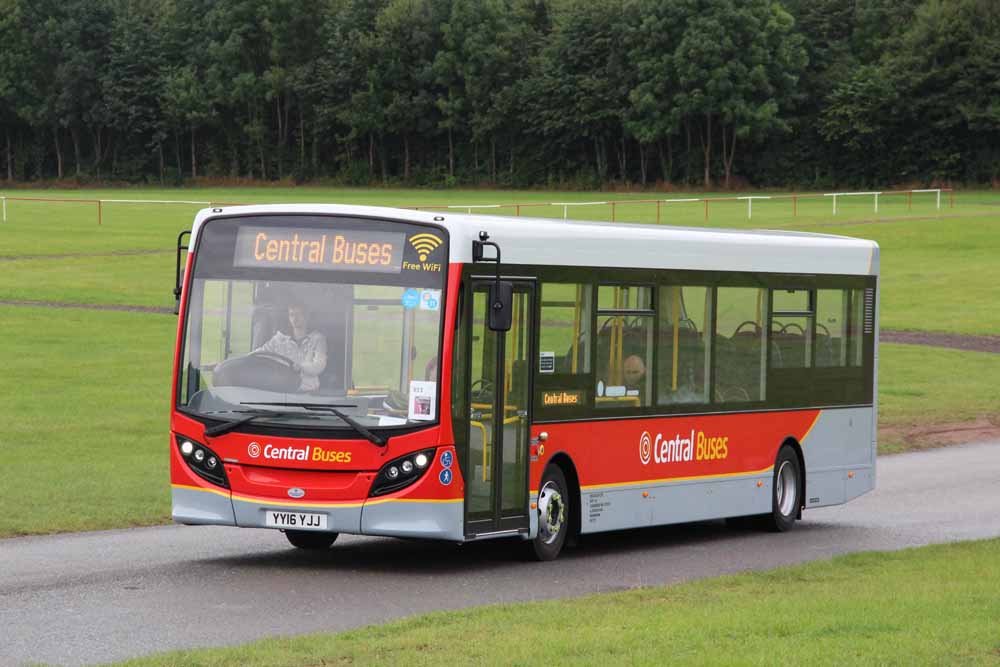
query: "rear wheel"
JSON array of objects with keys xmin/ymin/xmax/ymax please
[
  {"xmin": 528, "ymin": 465, "xmax": 569, "ymax": 561},
  {"xmin": 763, "ymin": 446, "xmax": 802, "ymax": 532},
  {"xmin": 284, "ymin": 530, "xmax": 338, "ymax": 550}
]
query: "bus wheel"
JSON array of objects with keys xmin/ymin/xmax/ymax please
[
  {"xmin": 530, "ymin": 465, "xmax": 569, "ymax": 561},
  {"xmin": 284, "ymin": 530, "xmax": 338, "ymax": 550},
  {"xmin": 764, "ymin": 446, "xmax": 802, "ymax": 532}
]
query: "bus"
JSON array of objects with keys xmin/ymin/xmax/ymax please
[{"xmin": 171, "ymin": 204, "xmax": 878, "ymax": 560}]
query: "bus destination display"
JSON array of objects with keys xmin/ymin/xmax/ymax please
[{"xmin": 234, "ymin": 227, "xmax": 406, "ymax": 273}]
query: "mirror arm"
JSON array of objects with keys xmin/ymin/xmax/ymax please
[{"xmin": 174, "ymin": 230, "xmax": 191, "ymax": 315}]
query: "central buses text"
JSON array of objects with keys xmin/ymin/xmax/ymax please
[
  {"xmin": 263, "ymin": 443, "xmax": 352, "ymax": 463},
  {"xmin": 254, "ymin": 232, "xmax": 395, "ymax": 268},
  {"xmin": 652, "ymin": 430, "xmax": 729, "ymax": 464}
]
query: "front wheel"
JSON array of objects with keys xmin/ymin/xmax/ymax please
[
  {"xmin": 762, "ymin": 446, "xmax": 802, "ymax": 532},
  {"xmin": 285, "ymin": 530, "xmax": 338, "ymax": 550},
  {"xmin": 529, "ymin": 465, "xmax": 569, "ymax": 561}
]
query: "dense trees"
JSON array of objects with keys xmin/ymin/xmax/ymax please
[{"xmin": 0, "ymin": 0, "xmax": 995, "ymax": 187}]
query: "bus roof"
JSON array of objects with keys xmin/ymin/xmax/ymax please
[{"xmin": 191, "ymin": 203, "xmax": 879, "ymax": 277}]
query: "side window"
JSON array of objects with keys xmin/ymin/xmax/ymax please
[
  {"xmin": 770, "ymin": 289, "xmax": 814, "ymax": 369},
  {"xmin": 539, "ymin": 283, "xmax": 592, "ymax": 375},
  {"xmin": 816, "ymin": 289, "xmax": 847, "ymax": 367},
  {"xmin": 595, "ymin": 285, "xmax": 653, "ymax": 408},
  {"xmin": 847, "ymin": 288, "xmax": 868, "ymax": 367},
  {"xmin": 657, "ymin": 286, "xmax": 711, "ymax": 405},
  {"xmin": 715, "ymin": 287, "xmax": 767, "ymax": 402}
]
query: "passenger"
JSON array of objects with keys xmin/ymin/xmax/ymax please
[
  {"xmin": 623, "ymin": 354, "xmax": 647, "ymax": 402},
  {"xmin": 255, "ymin": 303, "xmax": 328, "ymax": 392}
]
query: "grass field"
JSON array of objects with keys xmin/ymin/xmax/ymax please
[
  {"xmin": 114, "ymin": 538, "xmax": 1000, "ymax": 666},
  {"xmin": 1, "ymin": 186, "xmax": 998, "ymax": 537}
]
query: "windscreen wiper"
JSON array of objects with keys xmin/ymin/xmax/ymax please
[
  {"xmin": 204, "ymin": 409, "xmax": 320, "ymax": 438},
  {"xmin": 241, "ymin": 402, "xmax": 387, "ymax": 447}
]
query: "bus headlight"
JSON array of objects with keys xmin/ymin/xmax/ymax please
[
  {"xmin": 175, "ymin": 435, "xmax": 229, "ymax": 489},
  {"xmin": 369, "ymin": 448, "xmax": 437, "ymax": 497}
]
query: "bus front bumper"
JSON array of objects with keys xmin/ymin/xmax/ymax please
[{"xmin": 172, "ymin": 485, "xmax": 465, "ymax": 541}]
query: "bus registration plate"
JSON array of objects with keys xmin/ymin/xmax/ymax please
[{"xmin": 265, "ymin": 510, "xmax": 328, "ymax": 530}]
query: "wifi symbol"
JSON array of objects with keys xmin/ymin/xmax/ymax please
[{"xmin": 409, "ymin": 233, "xmax": 442, "ymax": 261}]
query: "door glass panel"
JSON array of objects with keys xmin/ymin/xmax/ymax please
[
  {"xmin": 467, "ymin": 290, "xmax": 496, "ymax": 517},
  {"xmin": 500, "ymin": 290, "xmax": 531, "ymax": 515}
]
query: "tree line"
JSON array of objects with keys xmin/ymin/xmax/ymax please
[{"xmin": 0, "ymin": 0, "xmax": 996, "ymax": 188}]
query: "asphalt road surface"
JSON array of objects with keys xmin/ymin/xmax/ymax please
[{"xmin": 3, "ymin": 440, "xmax": 1000, "ymax": 666}]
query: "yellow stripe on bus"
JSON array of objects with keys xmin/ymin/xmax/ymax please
[
  {"xmin": 171, "ymin": 483, "xmax": 230, "ymax": 500},
  {"xmin": 364, "ymin": 497, "xmax": 463, "ymax": 507},
  {"xmin": 580, "ymin": 466, "xmax": 775, "ymax": 492},
  {"xmin": 174, "ymin": 484, "xmax": 460, "ymax": 509},
  {"xmin": 800, "ymin": 411, "xmax": 823, "ymax": 443}
]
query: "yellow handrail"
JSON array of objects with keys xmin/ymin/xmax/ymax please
[
  {"xmin": 672, "ymin": 286, "xmax": 680, "ymax": 391},
  {"xmin": 571, "ymin": 284, "xmax": 582, "ymax": 373},
  {"xmin": 470, "ymin": 420, "xmax": 490, "ymax": 482}
]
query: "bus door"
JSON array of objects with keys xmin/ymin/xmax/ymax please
[{"xmin": 465, "ymin": 280, "xmax": 534, "ymax": 538}]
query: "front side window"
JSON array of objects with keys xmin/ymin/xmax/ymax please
[
  {"xmin": 595, "ymin": 285, "xmax": 653, "ymax": 408},
  {"xmin": 657, "ymin": 285, "xmax": 710, "ymax": 405},
  {"xmin": 178, "ymin": 216, "xmax": 447, "ymax": 431}
]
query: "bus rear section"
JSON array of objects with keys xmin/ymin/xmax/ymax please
[{"xmin": 170, "ymin": 209, "xmax": 466, "ymax": 549}]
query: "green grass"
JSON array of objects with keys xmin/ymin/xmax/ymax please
[
  {"xmin": 2, "ymin": 186, "xmax": 998, "ymax": 333},
  {"xmin": 0, "ymin": 306, "xmax": 175, "ymax": 536},
  {"xmin": 114, "ymin": 538, "xmax": 1000, "ymax": 666}
]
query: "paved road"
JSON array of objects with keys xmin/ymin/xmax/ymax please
[{"xmin": 3, "ymin": 441, "xmax": 1000, "ymax": 666}]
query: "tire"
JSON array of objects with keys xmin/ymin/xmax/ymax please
[
  {"xmin": 528, "ymin": 465, "xmax": 570, "ymax": 561},
  {"xmin": 762, "ymin": 446, "xmax": 802, "ymax": 532},
  {"xmin": 284, "ymin": 530, "xmax": 338, "ymax": 550}
]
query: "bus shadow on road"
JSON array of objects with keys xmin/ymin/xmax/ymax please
[{"xmin": 201, "ymin": 518, "xmax": 840, "ymax": 574}]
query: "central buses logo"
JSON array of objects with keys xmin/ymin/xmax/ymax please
[
  {"xmin": 640, "ymin": 429, "xmax": 730, "ymax": 465},
  {"xmin": 639, "ymin": 431, "xmax": 652, "ymax": 465},
  {"xmin": 248, "ymin": 442, "xmax": 261, "ymax": 458},
  {"xmin": 409, "ymin": 233, "xmax": 442, "ymax": 261}
]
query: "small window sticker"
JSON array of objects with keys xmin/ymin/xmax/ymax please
[
  {"xmin": 419, "ymin": 289, "xmax": 441, "ymax": 311},
  {"xmin": 408, "ymin": 380, "xmax": 437, "ymax": 421},
  {"xmin": 539, "ymin": 351, "xmax": 555, "ymax": 374},
  {"xmin": 402, "ymin": 289, "xmax": 420, "ymax": 309}
]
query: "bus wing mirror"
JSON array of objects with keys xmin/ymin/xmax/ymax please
[
  {"xmin": 488, "ymin": 281, "xmax": 514, "ymax": 332},
  {"xmin": 174, "ymin": 230, "xmax": 191, "ymax": 315}
]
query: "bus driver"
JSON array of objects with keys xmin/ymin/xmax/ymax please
[{"xmin": 255, "ymin": 303, "xmax": 328, "ymax": 392}]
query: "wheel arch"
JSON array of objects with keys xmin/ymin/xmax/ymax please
[
  {"xmin": 547, "ymin": 452, "xmax": 581, "ymax": 544},
  {"xmin": 779, "ymin": 436, "xmax": 806, "ymax": 518}
]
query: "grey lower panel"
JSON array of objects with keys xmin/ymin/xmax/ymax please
[
  {"xmin": 802, "ymin": 407, "xmax": 875, "ymax": 470},
  {"xmin": 581, "ymin": 474, "xmax": 773, "ymax": 534},
  {"xmin": 360, "ymin": 500, "xmax": 464, "ymax": 541},
  {"xmin": 232, "ymin": 498, "xmax": 363, "ymax": 534},
  {"xmin": 172, "ymin": 487, "xmax": 236, "ymax": 527}
]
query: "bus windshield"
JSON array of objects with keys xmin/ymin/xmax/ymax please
[{"xmin": 177, "ymin": 216, "xmax": 447, "ymax": 431}]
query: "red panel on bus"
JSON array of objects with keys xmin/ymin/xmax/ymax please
[{"xmin": 530, "ymin": 409, "xmax": 820, "ymax": 491}]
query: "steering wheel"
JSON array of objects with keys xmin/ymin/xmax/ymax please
[
  {"xmin": 249, "ymin": 351, "xmax": 297, "ymax": 369},
  {"xmin": 471, "ymin": 378, "xmax": 494, "ymax": 402},
  {"xmin": 816, "ymin": 323, "xmax": 831, "ymax": 337}
]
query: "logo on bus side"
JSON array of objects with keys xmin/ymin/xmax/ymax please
[
  {"xmin": 639, "ymin": 432, "xmax": 652, "ymax": 465},
  {"xmin": 248, "ymin": 442, "xmax": 261, "ymax": 458},
  {"xmin": 639, "ymin": 430, "xmax": 729, "ymax": 465}
]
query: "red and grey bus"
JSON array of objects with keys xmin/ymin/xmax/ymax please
[{"xmin": 171, "ymin": 204, "xmax": 878, "ymax": 560}]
